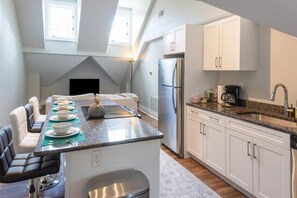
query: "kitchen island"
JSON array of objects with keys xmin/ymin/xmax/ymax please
[{"xmin": 34, "ymin": 99, "xmax": 163, "ymax": 198}]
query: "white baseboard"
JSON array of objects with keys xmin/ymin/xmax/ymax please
[{"xmin": 139, "ymin": 104, "xmax": 158, "ymax": 120}]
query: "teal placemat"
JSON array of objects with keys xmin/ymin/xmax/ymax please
[
  {"xmin": 42, "ymin": 130, "xmax": 86, "ymax": 147},
  {"xmin": 51, "ymin": 108, "xmax": 78, "ymax": 114},
  {"xmin": 47, "ymin": 118, "xmax": 80, "ymax": 127}
]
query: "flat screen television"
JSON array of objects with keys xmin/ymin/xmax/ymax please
[{"xmin": 69, "ymin": 79, "xmax": 100, "ymax": 95}]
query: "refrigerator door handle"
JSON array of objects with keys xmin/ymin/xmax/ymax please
[{"xmin": 172, "ymin": 87, "xmax": 177, "ymax": 113}]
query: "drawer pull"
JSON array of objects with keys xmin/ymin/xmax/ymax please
[
  {"xmin": 209, "ymin": 116, "xmax": 219, "ymax": 122},
  {"xmin": 202, "ymin": 124, "xmax": 206, "ymax": 135},
  {"xmin": 191, "ymin": 110, "xmax": 198, "ymax": 115},
  {"xmin": 199, "ymin": 123, "xmax": 203, "ymax": 134}
]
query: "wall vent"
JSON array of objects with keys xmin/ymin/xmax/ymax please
[{"xmin": 150, "ymin": 96, "xmax": 158, "ymax": 112}]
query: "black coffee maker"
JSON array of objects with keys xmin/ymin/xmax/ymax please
[{"xmin": 221, "ymin": 85, "xmax": 240, "ymax": 106}]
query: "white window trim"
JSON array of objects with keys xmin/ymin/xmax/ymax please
[
  {"xmin": 44, "ymin": 0, "xmax": 78, "ymax": 42},
  {"xmin": 109, "ymin": 8, "xmax": 132, "ymax": 46}
]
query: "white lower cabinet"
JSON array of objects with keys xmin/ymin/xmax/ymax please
[
  {"xmin": 186, "ymin": 106, "xmax": 291, "ymax": 198},
  {"xmin": 226, "ymin": 118, "xmax": 290, "ymax": 198},
  {"xmin": 186, "ymin": 107, "xmax": 226, "ymax": 175}
]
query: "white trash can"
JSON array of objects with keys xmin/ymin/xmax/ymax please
[{"xmin": 88, "ymin": 169, "xmax": 150, "ymax": 198}]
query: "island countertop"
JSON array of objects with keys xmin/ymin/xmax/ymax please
[{"xmin": 34, "ymin": 99, "xmax": 163, "ymax": 156}]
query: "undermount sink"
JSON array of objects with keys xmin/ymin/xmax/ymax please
[{"xmin": 237, "ymin": 112, "xmax": 297, "ymax": 128}]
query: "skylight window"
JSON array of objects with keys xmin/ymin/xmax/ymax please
[
  {"xmin": 44, "ymin": 0, "xmax": 78, "ymax": 41},
  {"xmin": 109, "ymin": 8, "xmax": 131, "ymax": 46}
]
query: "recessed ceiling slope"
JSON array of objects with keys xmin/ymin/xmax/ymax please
[
  {"xmin": 24, "ymin": 53, "xmax": 87, "ymax": 86},
  {"xmin": 198, "ymin": 0, "xmax": 297, "ymax": 37},
  {"xmin": 93, "ymin": 57, "xmax": 130, "ymax": 86},
  {"xmin": 77, "ymin": 0, "xmax": 119, "ymax": 52},
  {"xmin": 14, "ymin": 0, "xmax": 44, "ymax": 48}
]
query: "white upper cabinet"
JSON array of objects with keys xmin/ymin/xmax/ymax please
[
  {"xmin": 203, "ymin": 15, "xmax": 257, "ymax": 71},
  {"xmin": 163, "ymin": 25, "xmax": 185, "ymax": 55}
]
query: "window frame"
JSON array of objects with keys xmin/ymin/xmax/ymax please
[
  {"xmin": 44, "ymin": 0, "xmax": 78, "ymax": 42},
  {"xmin": 109, "ymin": 8, "xmax": 132, "ymax": 46}
]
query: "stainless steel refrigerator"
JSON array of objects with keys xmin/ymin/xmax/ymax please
[{"xmin": 158, "ymin": 58, "xmax": 183, "ymax": 157}]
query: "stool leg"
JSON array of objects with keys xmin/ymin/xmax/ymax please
[{"xmin": 28, "ymin": 178, "xmax": 39, "ymax": 198}]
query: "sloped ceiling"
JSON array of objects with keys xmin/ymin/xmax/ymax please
[
  {"xmin": 198, "ymin": 0, "xmax": 297, "ymax": 37},
  {"xmin": 77, "ymin": 0, "xmax": 119, "ymax": 52},
  {"xmin": 24, "ymin": 53, "xmax": 87, "ymax": 85},
  {"xmin": 93, "ymin": 57, "xmax": 130, "ymax": 85},
  {"xmin": 14, "ymin": 0, "xmax": 44, "ymax": 48}
]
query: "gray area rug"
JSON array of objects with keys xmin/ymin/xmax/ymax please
[{"xmin": 160, "ymin": 150, "xmax": 221, "ymax": 198}]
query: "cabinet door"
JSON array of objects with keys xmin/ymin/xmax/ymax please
[
  {"xmin": 186, "ymin": 116, "xmax": 204, "ymax": 160},
  {"xmin": 226, "ymin": 129, "xmax": 253, "ymax": 193},
  {"xmin": 203, "ymin": 23, "xmax": 219, "ymax": 70},
  {"xmin": 203, "ymin": 121, "xmax": 226, "ymax": 175},
  {"xmin": 220, "ymin": 16, "xmax": 240, "ymax": 70},
  {"xmin": 174, "ymin": 27, "xmax": 185, "ymax": 53},
  {"xmin": 253, "ymin": 138, "xmax": 290, "ymax": 198},
  {"xmin": 163, "ymin": 31, "xmax": 174, "ymax": 54}
]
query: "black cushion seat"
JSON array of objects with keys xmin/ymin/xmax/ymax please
[
  {"xmin": 24, "ymin": 104, "xmax": 44, "ymax": 133},
  {"xmin": 0, "ymin": 125, "xmax": 60, "ymax": 184}
]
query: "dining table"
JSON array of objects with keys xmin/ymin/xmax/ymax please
[{"xmin": 34, "ymin": 99, "xmax": 163, "ymax": 198}]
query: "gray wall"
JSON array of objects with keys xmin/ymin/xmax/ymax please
[
  {"xmin": 133, "ymin": 39, "xmax": 162, "ymax": 110},
  {"xmin": 42, "ymin": 58, "xmax": 120, "ymax": 100},
  {"xmin": 0, "ymin": 0, "xmax": 27, "ymax": 125}
]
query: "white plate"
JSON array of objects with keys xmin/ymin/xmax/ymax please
[
  {"xmin": 54, "ymin": 101, "xmax": 73, "ymax": 105},
  {"xmin": 52, "ymin": 106, "xmax": 75, "ymax": 111},
  {"xmin": 45, "ymin": 127, "xmax": 81, "ymax": 138},
  {"xmin": 49, "ymin": 114, "xmax": 77, "ymax": 122}
]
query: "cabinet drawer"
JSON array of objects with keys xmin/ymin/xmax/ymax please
[
  {"xmin": 226, "ymin": 117, "xmax": 290, "ymax": 150},
  {"xmin": 187, "ymin": 106, "xmax": 225, "ymax": 127}
]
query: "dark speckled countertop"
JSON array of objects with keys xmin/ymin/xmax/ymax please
[
  {"xmin": 34, "ymin": 99, "xmax": 163, "ymax": 156},
  {"xmin": 187, "ymin": 101, "xmax": 297, "ymax": 135}
]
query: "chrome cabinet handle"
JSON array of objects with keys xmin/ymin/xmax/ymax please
[
  {"xmin": 253, "ymin": 143, "xmax": 257, "ymax": 159},
  {"xmin": 247, "ymin": 141, "xmax": 251, "ymax": 156},
  {"xmin": 199, "ymin": 123, "xmax": 203, "ymax": 134},
  {"xmin": 215, "ymin": 57, "xmax": 218, "ymax": 68},
  {"xmin": 209, "ymin": 116, "xmax": 219, "ymax": 122},
  {"xmin": 190, "ymin": 110, "xmax": 198, "ymax": 115},
  {"xmin": 219, "ymin": 57, "xmax": 222, "ymax": 68},
  {"xmin": 202, "ymin": 124, "xmax": 206, "ymax": 135}
]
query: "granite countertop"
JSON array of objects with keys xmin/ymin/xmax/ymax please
[
  {"xmin": 187, "ymin": 101, "xmax": 297, "ymax": 135},
  {"xmin": 34, "ymin": 99, "xmax": 163, "ymax": 156}
]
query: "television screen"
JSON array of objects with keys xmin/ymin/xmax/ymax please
[{"xmin": 69, "ymin": 79, "xmax": 100, "ymax": 95}]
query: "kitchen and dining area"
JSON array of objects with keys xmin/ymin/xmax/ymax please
[{"xmin": 1, "ymin": 0, "xmax": 297, "ymax": 197}]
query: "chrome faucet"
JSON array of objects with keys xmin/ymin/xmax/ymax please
[{"xmin": 269, "ymin": 83, "xmax": 288, "ymax": 116}]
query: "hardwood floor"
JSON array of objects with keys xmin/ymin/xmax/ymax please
[{"xmin": 140, "ymin": 110, "xmax": 246, "ymax": 198}]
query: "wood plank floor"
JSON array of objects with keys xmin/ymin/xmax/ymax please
[{"xmin": 140, "ymin": 110, "xmax": 247, "ymax": 198}]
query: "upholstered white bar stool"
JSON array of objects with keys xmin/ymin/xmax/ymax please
[
  {"xmin": 29, "ymin": 96, "xmax": 47, "ymax": 122},
  {"xmin": 9, "ymin": 106, "xmax": 40, "ymax": 154}
]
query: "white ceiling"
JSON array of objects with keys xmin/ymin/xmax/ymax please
[{"xmin": 198, "ymin": 0, "xmax": 297, "ymax": 38}]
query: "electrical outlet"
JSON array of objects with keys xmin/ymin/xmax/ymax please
[{"xmin": 91, "ymin": 150, "xmax": 101, "ymax": 167}]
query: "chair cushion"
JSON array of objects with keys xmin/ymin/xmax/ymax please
[
  {"xmin": 2, "ymin": 153, "xmax": 60, "ymax": 183},
  {"xmin": 0, "ymin": 126, "xmax": 15, "ymax": 177},
  {"xmin": 18, "ymin": 132, "xmax": 40, "ymax": 154},
  {"xmin": 24, "ymin": 104, "xmax": 43, "ymax": 133}
]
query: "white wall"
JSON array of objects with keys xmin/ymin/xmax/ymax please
[
  {"xmin": 271, "ymin": 29, "xmax": 297, "ymax": 106},
  {"xmin": 0, "ymin": 0, "xmax": 27, "ymax": 125},
  {"xmin": 41, "ymin": 57, "xmax": 120, "ymax": 103},
  {"xmin": 28, "ymin": 71, "xmax": 40, "ymax": 99},
  {"xmin": 133, "ymin": 39, "xmax": 162, "ymax": 109}
]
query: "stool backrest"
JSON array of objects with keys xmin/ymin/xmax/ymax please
[
  {"xmin": 29, "ymin": 96, "xmax": 40, "ymax": 122},
  {"xmin": 24, "ymin": 104, "xmax": 35, "ymax": 131},
  {"xmin": 9, "ymin": 106, "xmax": 28, "ymax": 152},
  {"xmin": 0, "ymin": 126, "xmax": 15, "ymax": 177}
]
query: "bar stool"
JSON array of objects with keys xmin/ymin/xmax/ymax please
[
  {"xmin": 24, "ymin": 104, "xmax": 43, "ymax": 133},
  {"xmin": 29, "ymin": 96, "xmax": 47, "ymax": 122},
  {"xmin": 0, "ymin": 125, "xmax": 60, "ymax": 198},
  {"xmin": 9, "ymin": 106, "xmax": 59, "ymax": 191}
]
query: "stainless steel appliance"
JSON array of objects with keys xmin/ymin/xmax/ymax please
[
  {"xmin": 292, "ymin": 135, "xmax": 297, "ymax": 198},
  {"xmin": 221, "ymin": 85, "xmax": 240, "ymax": 106},
  {"xmin": 158, "ymin": 58, "xmax": 183, "ymax": 157}
]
